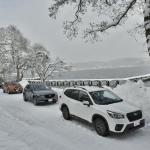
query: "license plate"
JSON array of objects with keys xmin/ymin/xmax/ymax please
[{"xmin": 134, "ymin": 121, "xmax": 140, "ymax": 127}]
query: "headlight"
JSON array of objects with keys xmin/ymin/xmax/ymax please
[
  {"xmin": 33, "ymin": 94, "xmax": 40, "ymax": 97},
  {"xmin": 107, "ymin": 110, "xmax": 125, "ymax": 119}
]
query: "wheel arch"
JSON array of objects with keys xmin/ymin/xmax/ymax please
[
  {"xmin": 92, "ymin": 114, "xmax": 109, "ymax": 129},
  {"xmin": 60, "ymin": 103, "xmax": 68, "ymax": 111}
]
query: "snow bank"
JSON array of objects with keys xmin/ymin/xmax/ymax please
[
  {"xmin": 19, "ymin": 80, "xmax": 29, "ymax": 88},
  {"xmin": 113, "ymin": 80, "xmax": 150, "ymax": 125}
]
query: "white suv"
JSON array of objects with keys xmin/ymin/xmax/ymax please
[{"xmin": 59, "ymin": 86, "xmax": 145, "ymax": 136}]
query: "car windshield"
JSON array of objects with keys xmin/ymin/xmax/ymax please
[
  {"xmin": 32, "ymin": 84, "xmax": 49, "ymax": 91},
  {"xmin": 90, "ymin": 90, "xmax": 123, "ymax": 105}
]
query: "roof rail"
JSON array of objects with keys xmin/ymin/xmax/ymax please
[{"xmin": 73, "ymin": 86, "xmax": 87, "ymax": 91}]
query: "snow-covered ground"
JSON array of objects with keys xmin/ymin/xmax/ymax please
[{"xmin": 0, "ymin": 81, "xmax": 150, "ymax": 150}]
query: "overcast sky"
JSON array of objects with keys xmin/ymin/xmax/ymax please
[{"xmin": 0, "ymin": 0, "xmax": 148, "ymax": 63}]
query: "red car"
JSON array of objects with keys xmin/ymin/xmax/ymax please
[{"xmin": 3, "ymin": 82, "xmax": 23, "ymax": 94}]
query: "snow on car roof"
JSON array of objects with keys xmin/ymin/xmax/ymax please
[
  {"xmin": 79, "ymin": 86, "xmax": 105, "ymax": 92},
  {"xmin": 67, "ymin": 86, "xmax": 106, "ymax": 92}
]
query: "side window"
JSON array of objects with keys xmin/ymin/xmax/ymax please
[
  {"xmin": 79, "ymin": 91, "xmax": 91, "ymax": 102},
  {"xmin": 26, "ymin": 85, "xmax": 31, "ymax": 90},
  {"xmin": 70, "ymin": 90, "xmax": 80, "ymax": 101},
  {"xmin": 64, "ymin": 89, "xmax": 80, "ymax": 101},
  {"xmin": 64, "ymin": 89, "xmax": 72, "ymax": 97}
]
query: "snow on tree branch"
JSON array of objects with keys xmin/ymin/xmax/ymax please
[
  {"xmin": 49, "ymin": 0, "xmax": 137, "ymax": 41},
  {"xmin": 84, "ymin": 0, "xmax": 137, "ymax": 41},
  {"xmin": 0, "ymin": 25, "xmax": 71, "ymax": 81}
]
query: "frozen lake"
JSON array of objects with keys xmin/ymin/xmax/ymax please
[{"xmin": 53, "ymin": 66, "xmax": 150, "ymax": 79}]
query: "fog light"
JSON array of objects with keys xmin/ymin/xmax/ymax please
[{"xmin": 115, "ymin": 124, "xmax": 124, "ymax": 131}]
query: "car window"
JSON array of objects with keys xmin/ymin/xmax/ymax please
[
  {"xmin": 79, "ymin": 91, "xmax": 91, "ymax": 102},
  {"xmin": 70, "ymin": 90, "xmax": 80, "ymax": 101},
  {"xmin": 64, "ymin": 89, "xmax": 72, "ymax": 97},
  {"xmin": 90, "ymin": 90, "xmax": 123, "ymax": 105},
  {"xmin": 64, "ymin": 89, "xmax": 80, "ymax": 101},
  {"xmin": 32, "ymin": 84, "xmax": 49, "ymax": 91},
  {"xmin": 26, "ymin": 85, "xmax": 31, "ymax": 90}
]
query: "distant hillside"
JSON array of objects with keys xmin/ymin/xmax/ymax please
[{"xmin": 71, "ymin": 58, "xmax": 150, "ymax": 70}]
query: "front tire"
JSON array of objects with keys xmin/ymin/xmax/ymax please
[
  {"xmin": 23, "ymin": 93, "xmax": 28, "ymax": 102},
  {"xmin": 33, "ymin": 98, "xmax": 38, "ymax": 105},
  {"xmin": 62, "ymin": 106, "xmax": 71, "ymax": 120},
  {"xmin": 52, "ymin": 99, "xmax": 57, "ymax": 103},
  {"xmin": 94, "ymin": 117, "xmax": 109, "ymax": 136}
]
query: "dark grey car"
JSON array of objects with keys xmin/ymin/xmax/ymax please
[{"xmin": 23, "ymin": 83, "xmax": 58, "ymax": 105}]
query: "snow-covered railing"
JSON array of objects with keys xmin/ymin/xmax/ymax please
[{"xmin": 23, "ymin": 73, "xmax": 150, "ymax": 88}]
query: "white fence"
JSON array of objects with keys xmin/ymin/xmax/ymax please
[{"xmin": 23, "ymin": 74, "xmax": 150, "ymax": 88}]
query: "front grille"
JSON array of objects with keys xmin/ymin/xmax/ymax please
[
  {"xmin": 127, "ymin": 110, "xmax": 142, "ymax": 122},
  {"xmin": 45, "ymin": 94, "xmax": 55, "ymax": 98}
]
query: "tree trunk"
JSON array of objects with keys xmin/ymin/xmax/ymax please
[
  {"xmin": 144, "ymin": 0, "xmax": 150, "ymax": 56},
  {"xmin": 31, "ymin": 70, "xmax": 35, "ymax": 78},
  {"xmin": 16, "ymin": 67, "xmax": 21, "ymax": 81}
]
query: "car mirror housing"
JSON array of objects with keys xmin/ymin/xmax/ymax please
[{"xmin": 83, "ymin": 100, "xmax": 90, "ymax": 106}]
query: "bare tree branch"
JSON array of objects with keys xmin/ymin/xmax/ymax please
[{"xmin": 87, "ymin": 0, "xmax": 137, "ymax": 34}]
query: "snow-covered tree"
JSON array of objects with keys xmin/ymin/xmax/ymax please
[
  {"xmin": 0, "ymin": 44, "xmax": 11, "ymax": 81},
  {"xmin": 0, "ymin": 27, "xmax": 13, "ymax": 80},
  {"xmin": 30, "ymin": 44, "xmax": 69, "ymax": 82},
  {"xmin": 7, "ymin": 25, "xmax": 30, "ymax": 81},
  {"xmin": 0, "ymin": 25, "xmax": 30, "ymax": 81},
  {"xmin": 28, "ymin": 43, "xmax": 49, "ymax": 78},
  {"xmin": 49, "ymin": 0, "xmax": 150, "ymax": 55},
  {"xmin": 0, "ymin": 25, "xmax": 71, "ymax": 82}
]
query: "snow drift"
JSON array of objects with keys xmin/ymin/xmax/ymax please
[{"xmin": 113, "ymin": 80, "xmax": 150, "ymax": 125}]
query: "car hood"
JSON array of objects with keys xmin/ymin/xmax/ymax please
[
  {"xmin": 33, "ymin": 90, "xmax": 56, "ymax": 96},
  {"xmin": 94, "ymin": 101, "xmax": 140, "ymax": 114}
]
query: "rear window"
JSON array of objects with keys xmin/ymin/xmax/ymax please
[
  {"xmin": 64, "ymin": 89, "xmax": 80, "ymax": 101},
  {"xmin": 6, "ymin": 82, "xmax": 20, "ymax": 86}
]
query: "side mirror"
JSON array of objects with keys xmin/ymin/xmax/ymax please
[{"xmin": 83, "ymin": 100, "xmax": 90, "ymax": 106}]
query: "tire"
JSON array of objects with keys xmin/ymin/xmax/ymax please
[
  {"xmin": 94, "ymin": 117, "xmax": 109, "ymax": 137},
  {"xmin": 7, "ymin": 89, "xmax": 11, "ymax": 94},
  {"xmin": 62, "ymin": 106, "xmax": 71, "ymax": 120},
  {"xmin": 33, "ymin": 98, "xmax": 38, "ymax": 106},
  {"xmin": 23, "ymin": 93, "xmax": 28, "ymax": 102},
  {"xmin": 52, "ymin": 99, "xmax": 57, "ymax": 103}
]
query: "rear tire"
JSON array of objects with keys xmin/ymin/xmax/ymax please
[
  {"xmin": 94, "ymin": 117, "xmax": 109, "ymax": 137},
  {"xmin": 62, "ymin": 106, "xmax": 71, "ymax": 120}
]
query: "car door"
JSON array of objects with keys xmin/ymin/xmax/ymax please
[
  {"xmin": 66, "ymin": 89, "xmax": 80, "ymax": 116},
  {"xmin": 74, "ymin": 90, "xmax": 93, "ymax": 122}
]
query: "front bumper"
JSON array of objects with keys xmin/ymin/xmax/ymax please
[
  {"xmin": 109, "ymin": 119, "xmax": 145, "ymax": 133},
  {"xmin": 10, "ymin": 88, "xmax": 23, "ymax": 93},
  {"xmin": 35, "ymin": 94, "xmax": 56, "ymax": 102},
  {"xmin": 124, "ymin": 119, "xmax": 145, "ymax": 132}
]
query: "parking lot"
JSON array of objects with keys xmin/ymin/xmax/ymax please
[{"xmin": 0, "ymin": 89, "xmax": 150, "ymax": 150}]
